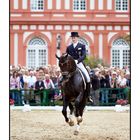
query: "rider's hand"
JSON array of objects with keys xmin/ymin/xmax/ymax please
[{"xmin": 75, "ymin": 60, "xmax": 78, "ymax": 64}]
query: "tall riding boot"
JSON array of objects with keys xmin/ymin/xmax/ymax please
[{"xmin": 86, "ymin": 83, "xmax": 93, "ymax": 103}]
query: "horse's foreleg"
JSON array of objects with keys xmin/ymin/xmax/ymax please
[
  {"xmin": 62, "ymin": 98, "xmax": 69, "ymax": 123},
  {"xmin": 74, "ymin": 105, "xmax": 85, "ymax": 135},
  {"xmin": 68, "ymin": 103, "xmax": 74, "ymax": 126}
]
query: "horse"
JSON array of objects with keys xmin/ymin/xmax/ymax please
[{"xmin": 56, "ymin": 53, "xmax": 88, "ymax": 135}]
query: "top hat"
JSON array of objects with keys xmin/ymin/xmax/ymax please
[{"xmin": 70, "ymin": 32, "xmax": 79, "ymax": 37}]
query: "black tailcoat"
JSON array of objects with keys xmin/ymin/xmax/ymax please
[{"xmin": 66, "ymin": 42, "xmax": 86, "ymax": 63}]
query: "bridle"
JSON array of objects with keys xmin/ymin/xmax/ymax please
[
  {"xmin": 59, "ymin": 59, "xmax": 69, "ymax": 67},
  {"xmin": 59, "ymin": 58, "xmax": 75, "ymax": 78}
]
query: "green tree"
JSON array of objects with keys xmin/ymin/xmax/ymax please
[{"xmin": 84, "ymin": 55, "xmax": 109, "ymax": 68}]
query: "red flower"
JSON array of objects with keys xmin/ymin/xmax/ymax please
[
  {"xmin": 116, "ymin": 99, "xmax": 128, "ymax": 105},
  {"xmin": 10, "ymin": 99, "xmax": 15, "ymax": 105}
]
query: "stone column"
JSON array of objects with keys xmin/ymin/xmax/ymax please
[
  {"xmin": 10, "ymin": 31, "xmax": 14, "ymax": 65},
  {"xmin": 103, "ymin": 32, "xmax": 109, "ymax": 65},
  {"xmin": 50, "ymin": 32, "xmax": 57, "ymax": 65},
  {"xmin": 18, "ymin": 31, "xmax": 24, "ymax": 66},
  {"xmin": 93, "ymin": 32, "xmax": 99, "ymax": 58},
  {"xmin": 60, "ymin": 32, "xmax": 66, "ymax": 54}
]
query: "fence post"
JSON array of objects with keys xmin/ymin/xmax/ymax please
[{"xmin": 42, "ymin": 89, "xmax": 49, "ymax": 106}]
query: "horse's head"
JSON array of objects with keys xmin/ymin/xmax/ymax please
[{"xmin": 55, "ymin": 53, "xmax": 76, "ymax": 74}]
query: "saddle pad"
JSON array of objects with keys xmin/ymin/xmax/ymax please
[{"xmin": 77, "ymin": 68, "xmax": 86, "ymax": 90}]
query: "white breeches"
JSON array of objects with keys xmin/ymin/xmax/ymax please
[{"xmin": 75, "ymin": 60, "xmax": 90, "ymax": 83}]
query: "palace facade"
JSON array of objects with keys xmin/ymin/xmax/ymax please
[{"xmin": 10, "ymin": 0, "xmax": 130, "ymax": 69}]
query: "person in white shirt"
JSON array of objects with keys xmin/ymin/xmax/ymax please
[
  {"xmin": 23, "ymin": 70, "xmax": 30, "ymax": 104},
  {"xmin": 28, "ymin": 70, "xmax": 37, "ymax": 102},
  {"xmin": 118, "ymin": 73, "xmax": 127, "ymax": 88},
  {"xmin": 28, "ymin": 70, "xmax": 36, "ymax": 89}
]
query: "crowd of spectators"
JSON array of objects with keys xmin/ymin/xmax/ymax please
[
  {"xmin": 10, "ymin": 64, "xmax": 61, "ymax": 105},
  {"xmin": 10, "ymin": 64, "xmax": 130, "ymax": 106},
  {"xmin": 89, "ymin": 64, "xmax": 130, "ymax": 105}
]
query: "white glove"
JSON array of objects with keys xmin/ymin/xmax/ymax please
[{"xmin": 75, "ymin": 60, "xmax": 78, "ymax": 64}]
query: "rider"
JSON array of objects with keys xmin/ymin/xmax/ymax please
[{"xmin": 62, "ymin": 32, "xmax": 93, "ymax": 102}]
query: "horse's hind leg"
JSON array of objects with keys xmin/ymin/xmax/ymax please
[
  {"xmin": 79, "ymin": 98, "xmax": 86, "ymax": 117},
  {"xmin": 69, "ymin": 103, "xmax": 74, "ymax": 115}
]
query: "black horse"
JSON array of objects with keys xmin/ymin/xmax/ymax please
[{"xmin": 56, "ymin": 53, "xmax": 88, "ymax": 135}]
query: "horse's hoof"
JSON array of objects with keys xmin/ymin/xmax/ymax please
[
  {"xmin": 77, "ymin": 116, "xmax": 83, "ymax": 123},
  {"xmin": 74, "ymin": 130, "xmax": 79, "ymax": 135},
  {"xmin": 69, "ymin": 120, "xmax": 74, "ymax": 126}
]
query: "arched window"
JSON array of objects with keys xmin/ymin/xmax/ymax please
[
  {"xmin": 111, "ymin": 38, "xmax": 130, "ymax": 68},
  {"xmin": 27, "ymin": 37, "xmax": 48, "ymax": 69},
  {"xmin": 78, "ymin": 37, "xmax": 90, "ymax": 54},
  {"xmin": 73, "ymin": 0, "xmax": 86, "ymax": 11},
  {"xmin": 28, "ymin": 37, "xmax": 46, "ymax": 45}
]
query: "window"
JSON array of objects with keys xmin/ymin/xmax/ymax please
[
  {"xmin": 78, "ymin": 37, "xmax": 90, "ymax": 54},
  {"xmin": 115, "ymin": 0, "xmax": 128, "ymax": 11},
  {"xmin": 73, "ymin": 0, "xmax": 86, "ymax": 11},
  {"xmin": 111, "ymin": 38, "xmax": 130, "ymax": 68},
  {"xmin": 27, "ymin": 37, "xmax": 48, "ymax": 69},
  {"xmin": 31, "ymin": 0, "xmax": 44, "ymax": 11}
]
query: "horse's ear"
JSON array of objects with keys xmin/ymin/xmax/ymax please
[
  {"xmin": 55, "ymin": 54, "xmax": 60, "ymax": 60},
  {"xmin": 63, "ymin": 53, "xmax": 68, "ymax": 58}
]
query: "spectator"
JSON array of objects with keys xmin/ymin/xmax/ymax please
[
  {"xmin": 28, "ymin": 70, "xmax": 36, "ymax": 88},
  {"xmin": 118, "ymin": 72, "xmax": 127, "ymax": 88},
  {"xmin": 43, "ymin": 66, "xmax": 49, "ymax": 74},
  {"xmin": 111, "ymin": 71, "xmax": 118, "ymax": 88},
  {"xmin": 44, "ymin": 74, "xmax": 55, "ymax": 89},
  {"xmin": 110, "ymin": 71, "xmax": 119, "ymax": 102},
  {"xmin": 118, "ymin": 72, "xmax": 128, "ymax": 100},
  {"xmin": 23, "ymin": 70, "xmax": 30, "ymax": 104},
  {"xmin": 28, "ymin": 70, "xmax": 37, "ymax": 102},
  {"xmin": 34, "ymin": 72, "xmax": 45, "ymax": 104},
  {"xmin": 53, "ymin": 68, "xmax": 62, "ymax": 88},
  {"xmin": 10, "ymin": 71, "xmax": 20, "ymax": 105},
  {"xmin": 38, "ymin": 67, "xmax": 45, "ymax": 80},
  {"xmin": 44, "ymin": 74, "xmax": 55, "ymax": 101},
  {"xmin": 123, "ymin": 65, "xmax": 130, "ymax": 75},
  {"xmin": 125, "ymin": 73, "xmax": 131, "ymax": 87},
  {"xmin": 90, "ymin": 70, "xmax": 100, "ymax": 106},
  {"xmin": 100, "ymin": 70, "xmax": 110, "ymax": 104},
  {"xmin": 18, "ymin": 69, "xmax": 27, "ymax": 105}
]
